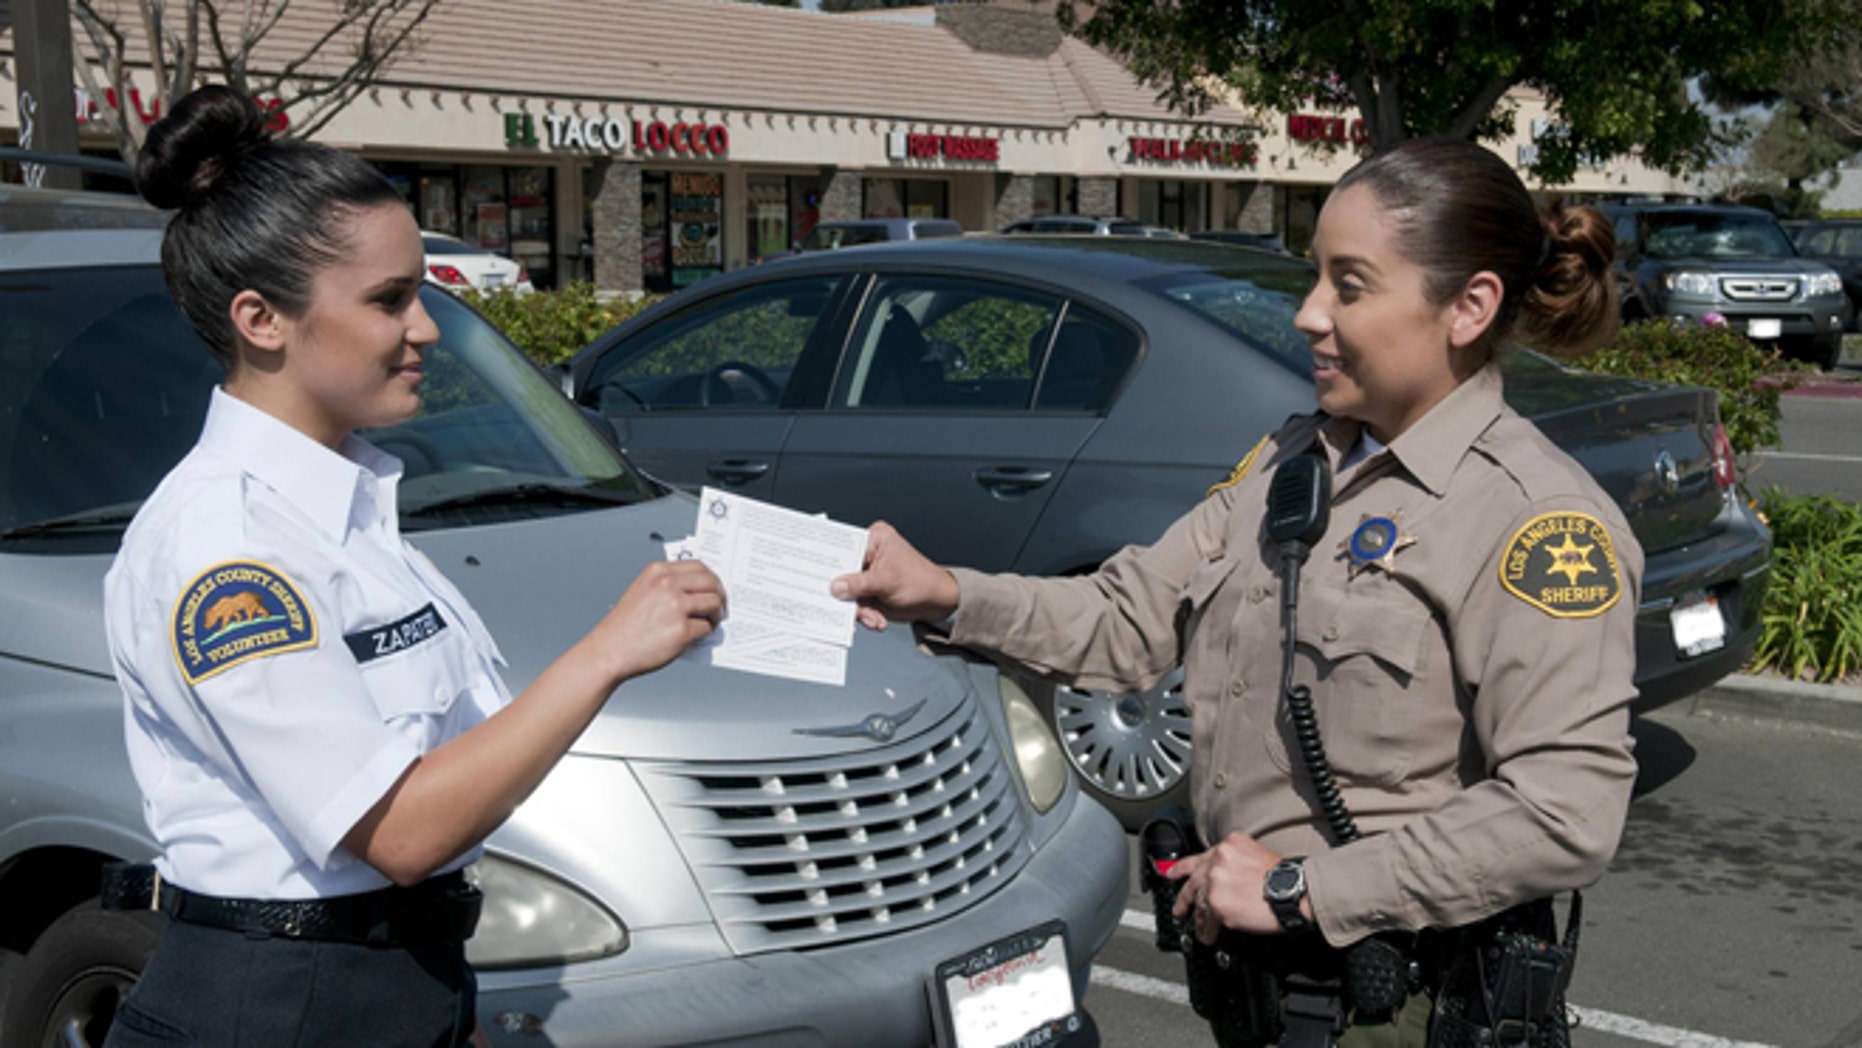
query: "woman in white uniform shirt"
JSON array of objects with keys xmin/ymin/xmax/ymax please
[{"xmin": 101, "ymin": 86, "xmax": 724, "ymax": 1047}]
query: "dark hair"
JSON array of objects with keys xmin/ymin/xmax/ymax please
[
  {"xmin": 1332, "ymin": 137, "xmax": 1618, "ymax": 358},
  {"xmin": 136, "ymin": 85, "xmax": 404, "ymax": 368}
]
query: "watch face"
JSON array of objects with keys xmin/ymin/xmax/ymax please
[{"xmin": 1266, "ymin": 864, "xmax": 1302, "ymax": 898}]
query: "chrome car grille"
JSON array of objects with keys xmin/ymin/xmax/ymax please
[
  {"xmin": 1720, "ymin": 276, "xmax": 1799, "ymax": 301},
  {"xmin": 639, "ymin": 701, "xmax": 1030, "ymax": 954}
]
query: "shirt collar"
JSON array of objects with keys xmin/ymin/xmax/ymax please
[
  {"xmin": 1384, "ymin": 361, "xmax": 1507, "ymax": 498},
  {"xmin": 197, "ymin": 388, "xmax": 404, "ymax": 543}
]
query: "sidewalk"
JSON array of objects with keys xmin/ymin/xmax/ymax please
[{"xmin": 1672, "ymin": 671, "xmax": 1862, "ymax": 737}]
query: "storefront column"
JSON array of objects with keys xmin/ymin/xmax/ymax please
[
  {"xmin": 1077, "ymin": 176, "xmax": 1118, "ymax": 219},
  {"xmin": 994, "ymin": 174, "xmax": 1035, "ymax": 230},
  {"xmin": 820, "ymin": 168, "xmax": 864, "ymax": 224},
  {"xmin": 591, "ymin": 157, "xmax": 643, "ymax": 294},
  {"xmin": 1235, "ymin": 180, "xmax": 1275, "ymax": 234}
]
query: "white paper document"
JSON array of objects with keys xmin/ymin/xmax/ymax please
[{"xmin": 662, "ymin": 488, "xmax": 870, "ymax": 685}]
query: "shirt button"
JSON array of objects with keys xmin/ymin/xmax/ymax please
[
  {"xmin": 1229, "ymin": 681, "xmax": 1244, "ymax": 697},
  {"xmin": 1322, "ymin": 626, "xmax": 1339, "ymax": 642},
  {"xmin": 433, "ymin": 687, "xmax": 450, "ymax": 702},
  {"xmin": 1213, "ymin": 773, "xmax": 1228, "ymax": 789},
  {"xmin": 1250, "ymin": 586, "xmax": 1268, "ymax": 603}
]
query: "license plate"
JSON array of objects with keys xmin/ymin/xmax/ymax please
[
  {"xmin": 1747, "ymin": 318, "xmax": 1782, "ymax": 339},
  {"xmin": 932, "ymin": 921, "xmax": 1079, "ymax": 1048},
  {"xmin": 1670, "ymin": 589, "xmax": 1727, "ymax": 658},
  {"xmin": 483, "ymin": 273, "xmax": 506, "ymax": 288}
]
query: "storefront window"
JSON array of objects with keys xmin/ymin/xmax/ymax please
[
  {"xmin": 508, "ymin": 167, "xmax": 553, "ymax": 290},
  {"xmin": 790, "ymin": 175, "xmax": 822, "ymax": 248},
  {"xmin": 864, "ymin": 178, "xmax": 948, "ymax": 220},
  {"xmin": 746, "ymin": 174, "xmax": 790, "ymax": 262},
  {"xmin": 462, "ymin": 165, "xmax": 507, "ymax": 251},
  {"xmin": 668, "ymin": 171, "xmax": 725, "ymax": 288},
  {"xmin": 1138, "ymin": 179, "xmax": 1210, "ymax": 232}
]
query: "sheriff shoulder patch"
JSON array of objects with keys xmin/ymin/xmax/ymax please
[
  {"xmin": 1498, "ymin": 512, "xmax": 1622, "ymax": 618},
  {"xmin": 1207, "ymin": 435, "xmax": 1270, "ymax": 497},
  {"xmin": 172, "ymin": 560, "xmax": 318, "ymax": 685}
]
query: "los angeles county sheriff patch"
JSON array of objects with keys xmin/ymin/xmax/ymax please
[
  {"xmin": 1498, "ymin": 512, "xmax": 1622, "ymax": 618},
  {"xmin": 172, "ymin": 560, "xmax": 318, "ymax": 685}
]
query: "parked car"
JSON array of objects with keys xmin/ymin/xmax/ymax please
[
  {"xmin": 1001, "ymin": 215, "xmax": 1146, "ymax": 236},
  {"xmin": 1138, "ymin": 226, "xmax": 1186, "ymax": 240},
  {"xmin": 422, "ymin": 231, "xmax": 535, "ymax": 294},
  {"xmin": 1601, "ymin": 202, "xmax": 1848, "ymax": 367},
  {"xmin": 1189, "ymin": 230, "xmax": 1293, "ymax": 256},
  {"xmin": 800, "ymin": 218, "xmax": 963, "ymax": 252},
  {"xmin": 566, "ymin": 236, "xmax": 1772, "ymax": 827},
  {"xmin": 1789, "ymin": 217, "xmax": 1862, "ymax": 333},
  {"xmin": 0, "ymin": 180, "xmax": 1126, "ymax": 1047}
]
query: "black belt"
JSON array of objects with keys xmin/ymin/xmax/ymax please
[{"xmin": 101, "ymin": 862, "xmax": 482, "ymax": 947}]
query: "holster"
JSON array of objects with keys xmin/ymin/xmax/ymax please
[{"xmin": 1428, "ymin": 895, "xmax": 1580, "ymax": 1048}]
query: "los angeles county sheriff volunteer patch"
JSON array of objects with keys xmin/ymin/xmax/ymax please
[
  {"xmin": 1498, "ymin": 512, "xmax": 1622, "ymax": 618},
  {"xmin": 172, "ymin": 561, "xmax": 317, "ymax": 685}
]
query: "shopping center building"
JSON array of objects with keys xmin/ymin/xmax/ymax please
[{"xmin": 2, "ymin": 0, "xmax": 1694, "ymax": 293}]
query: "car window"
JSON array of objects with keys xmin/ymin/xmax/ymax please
[
  {"xmin": 803, "ymin": 226, "xmax": 887, "ymax": 250},
  {"xmin": 1836, "ymin": 227, "xmax": 1862, "ymax": 258},
  {"xmin": 1612, "ymin": 214, "xmax": 1639, "ymax": 258},
  {"xmin": 1640, "ymin": 213, "xmax": 1796, "ymax": 259},
  {"xmin": 834, "ymin": 276, "xmax": 1060, "ymax": 410},
  {"xmin": 0, "ymin": 266, "xmax": 645, "ymax": 545},
  {"xmin": 1802, "ymin": 228, "xmax": 1836, "ymax": 255},
  {"xmin": 1136, "ymin": 266, "xmax": 1313, "ymax": 377},
  {"xmin": 1107, "ymin": 222, "xmax": 1145, "ymax": 236},
  {"xmin": 911, "ymin": 222, "xmax": 962, "ymax": 239},
  {"xmin": 1032, "ymin": 305, "xmax": 1140, "ymax": 413},
  {"xmin": 421, "ymin": 234, "xmax": 487, "ymax": 255},
  {"xmin": 587, "ymin": 276, "xmax": 841, "ymax": 411}
]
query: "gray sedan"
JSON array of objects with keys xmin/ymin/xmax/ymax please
[{"xmin": 568, "ymin": 237, "xmax": 1771, "ymax": 826}]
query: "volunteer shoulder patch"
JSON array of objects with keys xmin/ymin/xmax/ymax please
[
  {"xmin": 173, "ymin": 560, "xmax": 318, "ymax": 684},
  {"xmin": 1498, "ymin": 512, "xmax": 1622, "ymax": 618},
  {"xmin": 1207, "ymin": 435, "xmax": 1270, "ymax": 497}
]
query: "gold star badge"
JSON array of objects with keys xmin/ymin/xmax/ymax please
[
  {"xmin": 1338, "ymin": 512, "xmax": 1416, "ymax": 577},
  {"xmin": 1544, "ymin": 534, "xmax": 1597, "ymax": 586}
]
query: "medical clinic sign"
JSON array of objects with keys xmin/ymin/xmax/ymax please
[{"xmin": 505, "ymin": 111, "xmax": 730, "ymax": 157}]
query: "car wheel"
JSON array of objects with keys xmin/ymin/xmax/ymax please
[
  {"xmin": 0, "ymin": 901, "xmax": 161, "ymax": 1048},
  {"xmin": 1029, "ymin": 668, "xmax": 1192, "ymax": 829}
]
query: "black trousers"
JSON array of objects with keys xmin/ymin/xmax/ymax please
[{"xmin": 105, "ymin": 916, "xmax": 477, "ymax": 1048}]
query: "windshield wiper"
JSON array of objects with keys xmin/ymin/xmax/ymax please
[
  {"xmin": 2, "ymin": 506, "xmax": 142, "ymax": 540},
  {"xmin": 404, "ymin": 482, "xmax": 640, "ymax": 519}
]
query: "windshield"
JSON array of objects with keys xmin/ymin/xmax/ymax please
[
  {"xmin": 1641, "ymin": 213, "xmax": 1797, "ymax": 259},
  {"xmin": 0, "ymin": 265, "xmax": 645, "ymax": 547},
  {"xmin": 1135, "ymin": 266, "xmax": 1314, "ymax": 376}
]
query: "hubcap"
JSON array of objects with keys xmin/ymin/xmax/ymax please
[
  {"xmin": 1052, "ymin": 667, "xmax": 1192, "ymax": 799},
  {"xmin": 46, "ymin": 965, "xmax": 137, "ymax": 1048}
]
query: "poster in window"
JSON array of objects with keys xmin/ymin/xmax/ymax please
[
  {"xmin": 670, "ymin": 172, "xmax": 723, "ymax": 285},
  {"xmin": 477, "ymin": 203, "xmax": 509, "ymax": 251}
]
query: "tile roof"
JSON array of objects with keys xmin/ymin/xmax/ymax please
[{"xmin": 2, "ymin": 0, "xmax": 1247, "ymax": 131}]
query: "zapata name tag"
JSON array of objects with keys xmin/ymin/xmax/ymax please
[
  {"xmin": 345, "ymin": 603, "xmax": 449, "ymax": 664},
  {"xmin": 1498, "ymin": 512, "xmax": 1622, "ymax": 618}
]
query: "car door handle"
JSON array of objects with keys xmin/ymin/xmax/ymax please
[
  {"xmin": 973, "ymin": 466, "xmax": 1054, "ymax": 496},
  {"xmin": 706, "ymin": 458, "xmax": 771, "ymax": 485}
]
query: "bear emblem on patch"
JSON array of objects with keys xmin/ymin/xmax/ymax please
[
  {"xmin": 173, "ymin": 561, "xmax": 318, "ymax": 684},
  {"xmin": 1497, "ymin": 512, "xmax": 1622, "ymax": 618}
]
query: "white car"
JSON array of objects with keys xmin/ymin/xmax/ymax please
[{"xmin": 423, "ymin": 231, "xmax": 535, "ymax": 294}]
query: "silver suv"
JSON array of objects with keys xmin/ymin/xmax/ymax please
[{"xmin": 0, "ymin": 179, "xmax": 1126, "ymax": 1047}]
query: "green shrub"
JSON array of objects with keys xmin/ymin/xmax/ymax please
[
  {"xmin": 458, "ymin": 282, "xmax": 660, "ymax": 365},
  {"xmin": 1574, "ymin": 319, "xmax": 1804, "ymax": 461},
  {"xmin": 1750, "ymin": 490, "xmax": 1862, "ymax": 683}
]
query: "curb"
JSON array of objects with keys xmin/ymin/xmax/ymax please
[{"xmin": 1672, "ymin": 672, "xmax": 1862, "ymax": 736}]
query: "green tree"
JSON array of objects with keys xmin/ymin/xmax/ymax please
[
  {"xmin": 1055, "ymin": 0, "xmax": 1822, "ymax": 183},
  {"xmin": 1705, "ymin": 18, "xmax": 1862, "ymax": 211}
]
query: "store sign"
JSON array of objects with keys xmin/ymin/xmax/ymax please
[
  {"xmin": 886, "ymin": 131, "xmax": 1000, "ymax": 163},
  {"xmin": 530, "ymin": 112, "xmax": 731, "ymax": 156},
  {"xmin": 74, "ymin": 88, "xmax": 288, "ymax": 132},
  {"xmin": 1286, "ymin": 113, "xmax": 1367, "ymax": 145},
  {"xmin": 1126, "ymin": 137, "xmax": 1256, "ymax": 166}
]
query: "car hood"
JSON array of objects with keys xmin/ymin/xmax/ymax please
[{"xmin": 0, "ymin": 495, "xmax": 974, "ymax": 763}]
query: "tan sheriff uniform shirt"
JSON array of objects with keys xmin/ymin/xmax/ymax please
[{"xmin": 940, "ymin": 363, "xmax": 1641, "ymax": 947}]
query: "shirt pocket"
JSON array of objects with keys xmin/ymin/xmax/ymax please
[
  {"xmin": 356, "ymin": 635, "xmax": 476, "ymax": 752},
  {"xmin": 1266, "ymin": 592, "xmax": 1433, "ymax": 787}
]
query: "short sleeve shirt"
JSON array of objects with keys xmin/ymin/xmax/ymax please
[{"xmin": 104, "ymin": 389, "xmax": 512, "ymax": 900}]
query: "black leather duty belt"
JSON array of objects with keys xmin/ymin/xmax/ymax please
[{"xmin": 101, "ymin": 862, "xmax": 482, "ymax": 947}]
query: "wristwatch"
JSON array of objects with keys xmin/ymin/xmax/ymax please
[{"xmin": 1263, "ymin": 856, "xmax": 1311, "ymax": 933}]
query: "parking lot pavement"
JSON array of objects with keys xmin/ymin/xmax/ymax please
[{"xmin": 1082, "ymin": 679, "xmax": 1862, "ymax": 1047}]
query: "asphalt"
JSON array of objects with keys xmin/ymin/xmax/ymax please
[{"xmin": 1671, "ymin": 670, "xmax": 1862, "ymax": 738}]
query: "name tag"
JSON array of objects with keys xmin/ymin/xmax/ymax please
[{"xmin": 345, "ymin": 603, "xmax": 449, "ymax": 664}]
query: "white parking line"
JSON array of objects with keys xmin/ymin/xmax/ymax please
[
  {"xmin": 1760, "ymin": 450, "xmax": 1862, "ymax": 463},
  {"xmin": 1106, "ymin": 911, "xmax": 1778, "ymax": 1048}
]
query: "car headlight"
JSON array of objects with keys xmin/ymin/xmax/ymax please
[
  {"xmin": 1662, "ymin": 269, "xmax": 1717, "ymax": 297},
  {"xmin": 465, "ymin": 853, "xmax": 628, "ymax": 970},
  {"xmin": 999, "ymin": 674, "xmax": 1069, "ymax": 813},
  {"xmin": 1805, "ymin": 272, "xmax": 1843, "ymax": 297}
]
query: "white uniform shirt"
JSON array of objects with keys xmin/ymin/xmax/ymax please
[{"xmin": 104, "ymin": 389, "xmax": 512, "ymax": 899}]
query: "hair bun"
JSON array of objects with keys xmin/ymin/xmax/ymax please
[{"xmin": 136, "ymin": 86, "xmax": 271, "ymax": 210}]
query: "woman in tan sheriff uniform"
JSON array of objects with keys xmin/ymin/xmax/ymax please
[{"xmin": 832, "ymin": 137, "xmax": 1639, "ymax": 1045}]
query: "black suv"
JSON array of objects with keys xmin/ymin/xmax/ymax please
[
  {"xmin": 1790, "ymin": 218, "xmax": 1862, "ymax": 331},
  {"xmin": 1602, "ymin": 203, "xmax": 1849, "ymax": 368}
]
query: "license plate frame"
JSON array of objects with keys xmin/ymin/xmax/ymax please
[
  {"xmin": 1746, "ymin": 317, "xmax": 1782, "ymax": 339},
  {"xmin": 930, "ymin": 920, "xmax": 1080, "ymax": 1048},
  {"xmin": 483, "ymin": 272, "xmax": 507, "ymax": 288},
  {"xmin": 1670, "ymin": 588, "xmax": 1728, "ymax": 658}
]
